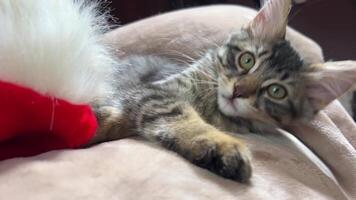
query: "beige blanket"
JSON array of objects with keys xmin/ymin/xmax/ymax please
[{"xmin": 0, "ymin": 5, "xmax": 355, "ymax": 200}]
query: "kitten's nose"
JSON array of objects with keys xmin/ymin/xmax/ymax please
[
  {"xmin": 233, "ymin": 84, "xmax": 253, "ymax": 98},
  {"xmin": 233, "ymin": 84, "xmax": 244, "ymax": 98},
  {"xmin": 233, "ymin": 75, "xmax": 259, "ymax": 99}
]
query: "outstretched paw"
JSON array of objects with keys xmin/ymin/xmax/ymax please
[{"xmin": 189, "ymin": 133, "xmax": 252, "ymax": 183}]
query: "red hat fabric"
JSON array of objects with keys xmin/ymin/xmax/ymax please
[{"xmin": 0, "ymin": 80, "xmax": 97, "ymax": 160}]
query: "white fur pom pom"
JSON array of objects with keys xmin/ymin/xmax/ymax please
[{"xmin": 0, "ymin": 0, "xmax": 116, "ymax": 104}]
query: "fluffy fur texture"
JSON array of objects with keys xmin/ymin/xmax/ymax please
[{"xmin": 0, "ymin": 0, "xmax": 115, "ymax": 104}]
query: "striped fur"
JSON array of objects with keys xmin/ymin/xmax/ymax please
[
  {"xmin": 90, "ymin": 34, "xmax": 307, "ymax": 182},
  {"xmin": 91, "ymin": 36, "xmax": 356, "ymax": 182},
  {"xmin": 91, "ymin": 0, "xmax": 356, "ymax": 182}
]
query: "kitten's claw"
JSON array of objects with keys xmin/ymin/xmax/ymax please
[{"xmin": 190, "ymin": 134, "xmax": 252, "ymax": 183}]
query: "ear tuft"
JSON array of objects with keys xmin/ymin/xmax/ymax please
[
  {"xmin": 246, "ymin": 0, "xmax": 292, "ymax": 41},
  {"xmin": 305, "ymin": 61, "xmax": 356, "ymax": 110}
]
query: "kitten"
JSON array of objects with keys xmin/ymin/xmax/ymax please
[{"xmin": 91, "ymin": 0, "xmax": 356, "ymax": 182}]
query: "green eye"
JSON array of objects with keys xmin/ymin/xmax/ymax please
[
  {"xmin": 239, "ymin": 52, "xmax": 255, "ymax": 70},
  {"xmin": 267, "ymin": 84, "xmax": 287, "ymax": 99}
]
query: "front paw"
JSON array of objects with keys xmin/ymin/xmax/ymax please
[{"xmin": 189, "ymin": 133, "xmax": 252, "ymax": 183}]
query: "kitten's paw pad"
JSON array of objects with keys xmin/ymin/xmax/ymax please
[{"xmin": 191, "ymin": 135, "xmax": 252, "ymax": 183}]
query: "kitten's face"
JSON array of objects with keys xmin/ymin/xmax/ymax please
[
  {"xmin": 216, "ymin": 30, "xmax": 313, "ymax": 124},
  {"xmin": 214, "ymin": 0, "xmax": 356, "ymax": 125}
]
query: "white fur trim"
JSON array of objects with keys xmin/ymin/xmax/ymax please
[{"xmin": 0, "ymin": 0, "xmax": 115, "ymax": 104}]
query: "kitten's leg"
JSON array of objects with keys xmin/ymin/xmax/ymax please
[
  {"xmin": 138, "ymin": 100, "xmax": 252, "ymax": 182},
  {"xmin": 86, "ymin": 105, "xmax": 135, "ymax": 146}
]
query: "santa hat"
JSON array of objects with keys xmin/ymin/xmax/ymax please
[{"xmin": 0, "ymin": 0, "xmax": 116, "ymax": 160}]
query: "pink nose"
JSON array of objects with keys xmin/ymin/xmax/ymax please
[
  {"xmin": 233, "ymin": 84, "xmax": 253, "ymax": 98},
  {"xmin": 233, "ymin": 85, "xmax": 245, "ymax": 98}
]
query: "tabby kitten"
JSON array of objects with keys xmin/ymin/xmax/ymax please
[{"xmin": 92, "ymin": 0, "xmax": 356, "ymax": 182}]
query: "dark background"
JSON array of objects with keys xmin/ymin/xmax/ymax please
[{"xmin": 108, "ymin": 0, "xmax": 356, "ymax": 60}]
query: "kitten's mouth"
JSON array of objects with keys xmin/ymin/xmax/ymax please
[
  {"xmin": 220, "ymin": 94, "xmax": 239, "ymax": 112},
  {"xmin": 223, "ymin": 94, "xmax": 236, "ymax": 103},
  {"xmin": 219, "ymin": 94, "xmax": 277, "ymax": 125}
]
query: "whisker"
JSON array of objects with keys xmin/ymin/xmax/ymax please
[
  {"xmin": 196, "ymin": 67, "xmax": 215, "ymax": 78},
  {"xmin": 186, "ymin": 79, "xmax": 218, "ymax": 86}
]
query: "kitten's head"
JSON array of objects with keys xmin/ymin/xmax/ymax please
[{"xmin": 216, "ymin": 0, "xmax": 356, "ymax": 125}]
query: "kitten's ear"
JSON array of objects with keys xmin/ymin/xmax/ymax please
[
  {"xmin": 304, "ymin": 61, "xmax": 356, "ymax": 110},
  {"xmin": 246, "ymin": 0, "xmax": 292, "ymax": 41}
]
